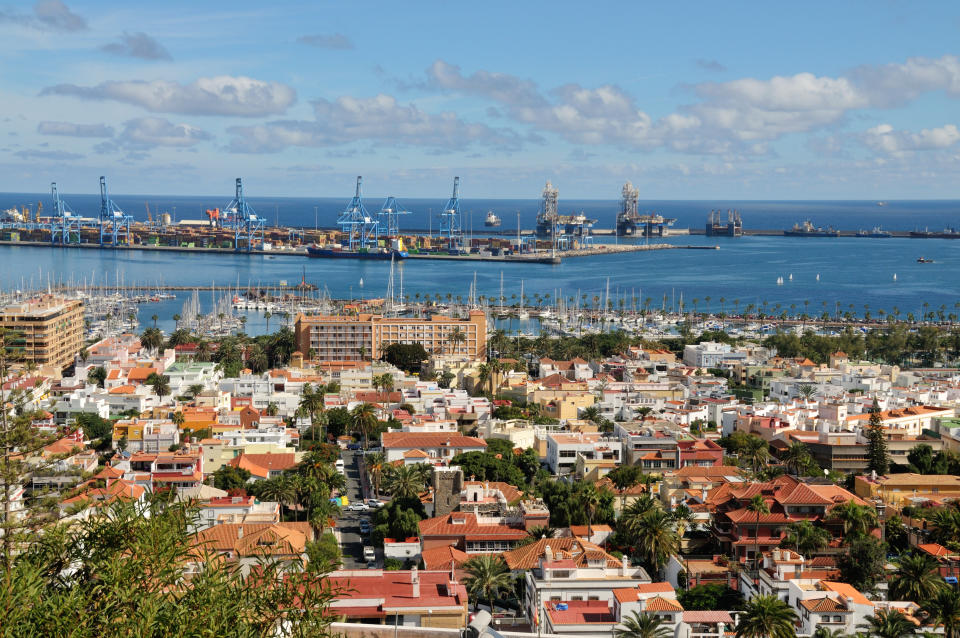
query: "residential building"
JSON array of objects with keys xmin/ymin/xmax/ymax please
[
  {"xmin": 418, "ymin": 510, "xmax": 532, "ymax": 554},
  {"xmin": 325, "ymin": 568, "xmax": 468, "ymax": 628},
  {"xmin": 545, "ymin": 432, "xmax": 621, "ymax": 475},
  {"xmin": 854, "ymin": 472, "xmax": 960, "ymax": 506},
  {"xmin": 189, "ymin": 522, "xmax": 313, "ymax": 576},
  {"xmin": 682, "ymin": 342, "xmax": 746, "ymax": 368},
  {"xmin": 295, "ymin": 311, "xmax": 486, "ymax": 361},
  {"xmin": 381, "ymin": 432, "xmax": 486, "ymax": 464},
  {"xmin": 0, "ymin": 295, "xmax": 83, "ymax": 372}
]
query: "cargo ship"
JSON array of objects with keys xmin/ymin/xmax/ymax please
[
  {"xmin": 484, "ymin": 211, "xmax": 501, "ymax": 227},
  {"xmin": 855, "ymin": 226, "xmax": 892, "ymax": 238},
  {"xmin": 784, "ymin": 220, "xmax": 839, "ymax": 237},
  {"xmin": 910, "ymin": 227, "xmax": 960, "ymax": 239},
  {"xmin": 307, "ymin": 244, "xmax": 408, "ymax": 260},
  {"xmin": 705, "ymin": 209, "xmax": 743, "ymax": 237}
]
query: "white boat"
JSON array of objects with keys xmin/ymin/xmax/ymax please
[
  {"xmin": 484, "ymin": 211, "xmax": 502, "ymax": 227},
  {"xmin": 776, "ymin": 276, "xmax": 784, "ymax": 285}
]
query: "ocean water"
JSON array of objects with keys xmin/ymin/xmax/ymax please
[
  {"xmin": 2, "ymin": 191, "xmax": 958, "ymax": 233},
  {"xmin": 0, "ymin": 233, "xmax": 957, "ymax": 336},
  {"xmin": 2, "ymin": 191, "xmax": 959, "ymax": 335}
]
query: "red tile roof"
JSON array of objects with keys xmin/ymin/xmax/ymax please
[
  {"xmin": 418, "ymin": 512, "xmax": 528, "ymax": 542},
  {"xmin": 381, "ymin": 432, "xmax": 486, "ymax": 450}
]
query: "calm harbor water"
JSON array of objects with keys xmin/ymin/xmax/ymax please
[{"xmin": 1, "ymin": 232, "xmax": 958, "ymax": 335}]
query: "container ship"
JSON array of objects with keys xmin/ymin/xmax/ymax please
[
  {"xmin": 484, "ymin": 211, "xmax": 501, "ymax": 227},
  {"xmin": 535, "ymin": 181, "xmax": 596, "ymax": 237},
  {"xmin": 705, "ymin": 209, "xmax": 743, "ymax": 237},
  {"xmin": 910, "ymin": 227, "xmax": 960, "ymax": 239},
  {"xmin": 784, "ymin": 220, "xmax": 839, "ymax": 237},
  {"xmin": 307, "ymin": 244, "xmax": 408, "ymax": 260}
]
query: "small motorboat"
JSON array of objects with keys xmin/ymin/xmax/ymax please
[{"xmin": 917, "ymin": 257, "xmax": 934, "ymax": 263}]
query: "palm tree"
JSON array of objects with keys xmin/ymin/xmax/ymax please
[
  {"xmin": 779, "ymin": 520, "xmax": 829, "ymax": 558},
  {"xmin": 462, "ymin": 555, "xmax": 512, "ymax": 613},
  {"xmin": 264, "ymin": 310, "xmax": 272, "ymax": 334},
  {"xmin": 796, "ymin": 383, "xmax": 818, "ymax": 402},
  {"xmin": 365, "ymin": 452, "xmax": 386, "ymax": 498},
  {"xmin": 781, "ymin": 441, "xmax": 815, "ymax": 476},
  {"xmin": 627, "ymin": 508, "xmax": 678, "ymax": 578},
  {"xmin": 257, "ymin": 476, "xmax": 297, "ymax": 518},
  {"xmin": 811, "ymin": 628, "xmax": 846, "ymax": 638},
  {"xmin": 581, "ymin": 483, "xmax": 602, "ymax": 538},
  {"xmin": 747, "ymin": 495, "xmax": 770, "ymax": 574},
  {"xmin": 922, "ymin": 585, "xmax": 960, "ymax": 638},
  {"xmin": 188, "ymin": 383, "xmax": 205, "ymax": 398},
  {"xmin": 829, "ymin": 501, "xmax": 878, "ymax": 538},
  {"xmin": 147, "ymin": 373, "xmax": 171, "ymax": 403},
  {"xmin": 735, "ymin": 594, "xmax": 798, "ymax": 638},
  {"xmin": 151, "ymin": 314, "xmax": 159, "ymax": 328},
  {"xmin": 299, "ymin": 388, "xmax": 326, "ymax": 441},
  {"xmin": 195, "ymin": 340, "xmax": 211, "ymax": 362},
  {"xmin": 447, "ymin": 327, "xmax": 467, "ymax": 354},
  {"xmin": 171, "ymin": 411, "xmax": 185, "ymax": 430},
  {"xmin": 889, "ymin": 552, "xmax": 944, "ymax": 602},
  {"xmin": 140, "ymin": 327, "xmax": 164, "ymax": 354},
  {"xmin": 857, "ymin": 609, "xmax": 916, "ymax": 638},
  {"xmin": 382, "ymin": 463, "xmax": 425, "ymax": 500},
  {"xmin": 614, "ymin": 611, "xmax": 673, "ymax": 638},
  {"xmin": 742, "ymin": 436, "xmax": 770, "ymax": 474},
  {"xmin": 351, "ymin": 402, "xmax": 378, "ymax": 449}
]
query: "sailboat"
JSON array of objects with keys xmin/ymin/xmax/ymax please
[
  {"xmin": 776, "ymin": 276, "xmax": 784, "ymax": 285},
  {"xmin": 893, "ymin": 273, "xmax": 897, "ymax": 281},
  {"xmin": 518, "ymin": 280, "xmax": 529, "ymax": 320},
  {"xmin": 816, "ymin": 273, "xmax": 820, "ymax": 282}
]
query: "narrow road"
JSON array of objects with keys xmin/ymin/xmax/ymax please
[{"xmin": 336, "ymin": 449, "xmax": 374, "ymax": 568}]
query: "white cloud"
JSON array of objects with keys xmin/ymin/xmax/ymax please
[
  {"xmin": 227, "ymin": 93, "xmax": 524, "ymax": 153},
  {"xmin": 117, "ymin": 117, "xmax": 212, "ymax": 148},
  {"xmin": 38, "ymin": 121, "xmax": 114, "ymax": 137},
  {"xmin": 862, "ymin": 123, "xmax": 960, "ymax": 155},
  {"xmin": 40, "ymin": 76, "xmax": 296, "ymax": 117},
  {"xmin": 418, "ymin": 55, "xmax": 960, "ymax": 155}
]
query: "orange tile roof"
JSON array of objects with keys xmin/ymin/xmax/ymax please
[
  {"xmin": 420, "ymin": 544, "xmax": 471, "ymax": 570},
  {"xmin": 821, "ymin": 581, "xmax": 873, "ymax": 607},
  {"xmin": 502, "ymin": 536, "xmax": 620, "ymax": 570},
  {"xmin": 381, "ymin": 432, "xmax": 486, "ymax": 449},
  {"xmin": 800, "ymin": 597, "xmax": 847, "ymax": 612},
  {"xmin": 643, "ymin": 596, "xmax": 683, "ymax": 612},
  {"xmin": 128, "ymin": 367, "xmax": 158, "ymax": 382},
  {"xmin": 612, "ymin": 583, "xmax": 674, "ymax": 602},
  {"xmin": 108, "ymin": 384, "xmax": 137, "ymax": 395},
  {"xmin": 192, "ymin": 522, "xmax": 313, "ymax": 557},
  {"xmin": 419, "ymin": 512, "xmax": 528, "ymax": 542}
]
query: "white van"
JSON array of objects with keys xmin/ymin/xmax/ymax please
[
  {"xmin": 335, "ymin": 459, "xmax": 345, "ymax": 474},
  {"xmin": 363, "ymin": 546, "xmax": 376, "ymax": 562}
]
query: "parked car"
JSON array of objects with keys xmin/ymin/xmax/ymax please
[
  {"xmin": 347, "ymin": 443, "xmax": 361, "ymax": 450},
  {"xmin": 347, "ymin": 503, "xmax": 369, "ymax": 512},
  {"xmin": 363, "ymin": 546, "xmax": 376, "ymax": 562},
  {"xmin": 335, "ymin": 459, "xmax": 345, "ymax": 474},
  {"xmin": 367, "ymin": 499, "xmax": 382, "ymax": 507}
]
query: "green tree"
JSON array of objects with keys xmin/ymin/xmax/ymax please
[
  {"xmin": 139, "ymin": 327, "xmax": 164, "ymax": 354},
  {"xmin": 866, "ymin": 399, "xmax": 890, "ymax": 475},
  {"xmin": 735, "ymin": 594, "xmax": 798, "ymax": 638},
  {"xmin": 677, "ymin": 584, "xmax": 745, "ymax": 611},
  {"xmin": 350, "ymin": 402, "xmax": 378, "ymax": 449},
  {"xmin": 836, "ymin": 534, "xmax": 886, "ymax": 593},
  {"xmin": 781, "ymin": 441, "xmax": 817, "ymax": 476},
  {"xmin": 365, "ymin": 452, "xmax": 386, "ymax": 499},
  {"xmin": 187, "ymin": 383, "xmax": 205, "ymax": 398},
  {"xmin": 382, "ymin": 342, "xmax": 429, "ymax": 374},
  {"xmin": 305, "ymin": 531, "xmax": 341, "ymax": 572},
  {"xmin": 0, "ymin": 496, "xmax": 338, "ymax": 637},
  {"xmin": 857, "ymin": 608, "xmax": 917, "ymax": 638},
  {"xmin": 779, "ymin": 520, "xmax": 830, "ymax": 557},
  {"xmin": 746, "ymin": 495, "xmax": 770, "ymax": 574},
  {"xmin": 382, "ymin": 463, "xmax": 427, "ymax": 500},
  {"xmin": 462, "ymin": 554, "xmax": 512, "ymax": 613},
  {"xmin": 613, "ymin": 611, "xmax": 673, "ymax": 638},
  {"xmin": 830, "ymin": 501, "xmax": 878, "ymax": 538},
  {"xmin": 88, "ymin": 366, "xmax": 107, "ymax": 388},
  {"xmin": 888, "ymin": 552, "xmax": 944, "ymax": 603},
  {"xmin": 922, "ymin": 587, "xmax": 960, "ymax": 638},
  {"xmin": 212, "ymin": 465, "xmax": 251, "ymax": 491},
  {"xmin": 146, "ymin": 372, "xmax": 171, "ymax": 403},
  {"xmin": 626, "ymin": 508, "xmax": 678, "ymax": 578}
]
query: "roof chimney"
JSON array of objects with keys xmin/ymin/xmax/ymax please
[
  {"xmin": 237, "ymin": 526, "xmax": 244, "ymax": 539},
  {"xmin": 412, "ymin": 566, "xmax": 420, "ymax": 598},
  {"xmin": 621, "ymin": 554, "xmax": 629, "ymax": 576}
]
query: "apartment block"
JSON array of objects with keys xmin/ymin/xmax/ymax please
[
  {"xmin": 295, "ymin": 311, "xmax": 486, "ymax": 362},
  {"xmin": 0, "ymin": 296, "xmax": 83, "ymax": 372}
]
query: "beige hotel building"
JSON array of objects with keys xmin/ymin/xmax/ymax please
[{"xmin": 295, "ymin": 310, "xmax": 486, "ymax": 362}]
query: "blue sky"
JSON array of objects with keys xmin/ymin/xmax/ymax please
[{"xmin": 1, "ymin": 1, "xmax": 960, "ymax": 199}]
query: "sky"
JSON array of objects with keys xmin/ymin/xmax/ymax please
[{"xmin": 1, "ymin": 1, "xmax": 960, "ymax": 199}]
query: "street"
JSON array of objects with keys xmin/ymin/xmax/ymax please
[{"xmin": 336, "ymin": 448, "xmax": 374, "ymax": 568}]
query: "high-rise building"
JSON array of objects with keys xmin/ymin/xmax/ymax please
[
  {"xmin": 295, "ymin": 310, "xmax": 486, "ymax": 362},
  {"xmin": 0, "ymin": 296, "xmax": 84, "ymax": 371}
]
